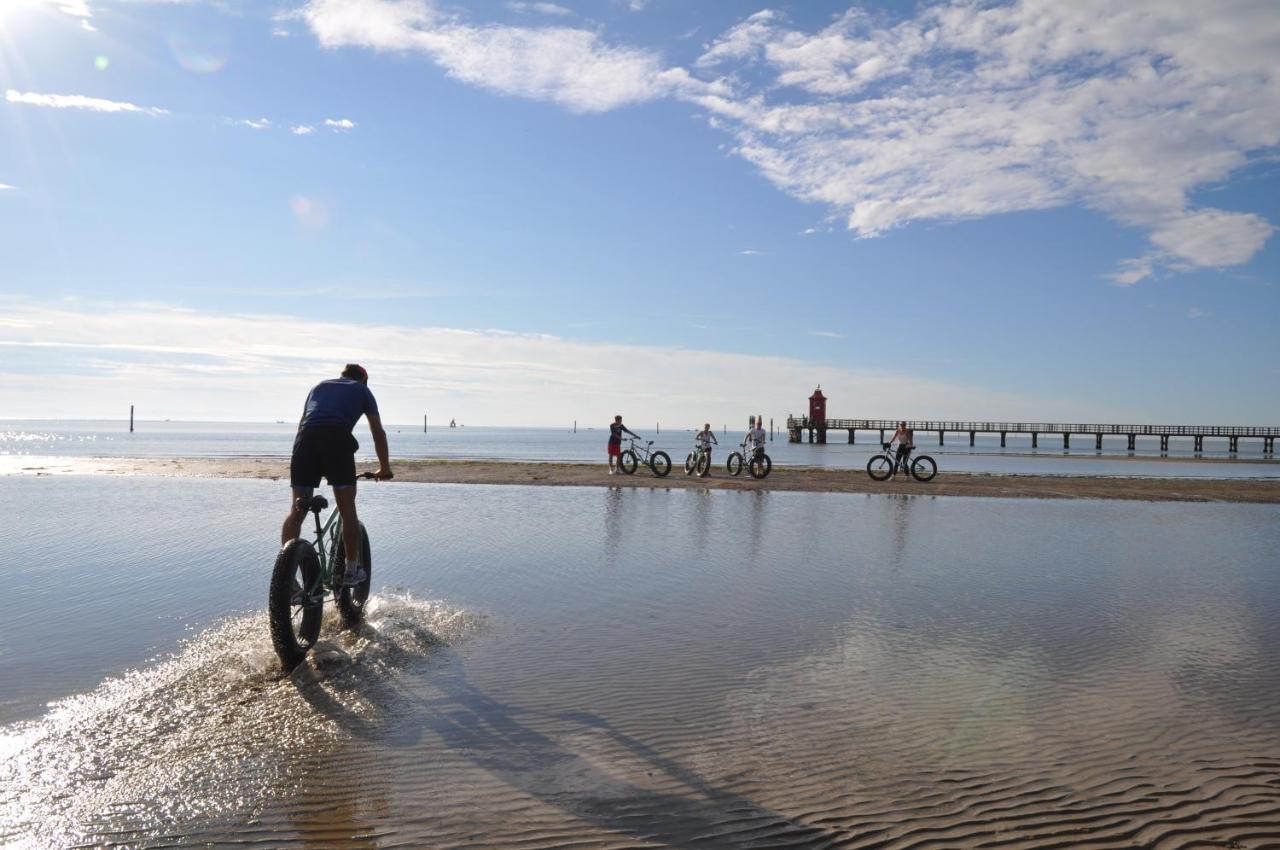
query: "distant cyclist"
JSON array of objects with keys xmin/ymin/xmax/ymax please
[
  {"xmin": 887, "ymin": 421, "xmax": 914, "ymax": 469},
  {"xmin": 696, "ymin": 422, "xmax": 719, "ymax": 473},
  {"xmin": 747, "ymin": 416, "xmax": 767, "ymax": 457},
  {"xmin": 282, "ymin": 364, "xmax": 392, "ymax": 586},
  {"xmin": 608, "ymin": 415, "xmax": 638, "ymax": 475}
]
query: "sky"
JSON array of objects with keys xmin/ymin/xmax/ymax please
[{"xmin": 1, "ymin": 0, "xmax": 1277, "ymax": 428}]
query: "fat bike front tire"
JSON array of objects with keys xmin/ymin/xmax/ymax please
[
  {"xmin": 867, "ymin": 454, "xmax": 894, "ymax": 481},
  {"xmin": 650, "ymin": 451, "xmax": 672, "ymax": 477},
  {"xmin": 269, "ymin": 539, "xmax": 324, "ymax": 671},
  {"xmin": 748, "ymin": 453, "xmax": 772, "ymax": 479},
  {"xmin": 685, "ymin": 452, "xmax": 696, "ymax": 475},
  {"xmin": 619, "ymin": 450, "xmax": 638, "ymax": 475},
  {"xmin": 726, "ymin": 452, "xmax": 744, "ymax": 477},
  {"xmin": 911, "ymin": 455, "xmax": 938, "ymax": 482},
  {"xmin": 695, "ymin": 452, "xmax": 711, "ymax": 477},
  {"xmin": 336, "ymin": 522, "xmax": 373, "ymax": 628}
]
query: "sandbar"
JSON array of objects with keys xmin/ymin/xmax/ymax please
[{"xmin": 6, "ymin": 456, "xmax": 1279, "ymax": 503}]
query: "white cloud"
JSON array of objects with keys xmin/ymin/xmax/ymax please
[
  {"xmin": 690, "ymin": 2, "xmax": 1280, "ymax": 282},
  {"xmin": 5, "ymin": 89, "xmax": 168, "ymax": 116},
  {"xmin": 738, "ymin": 249, "xmax": 762, "ymax": 256},
  {"xmin": 301, "ymin": 0, "xmax": 722, "ymax": 113},
  {"xmin": 324, "ymin": 118, "xmax": 357, "ymax": 129},
  {"xmin": 506, "ymin": 2, "xmax": 571, "ymax": 16},
  {"xmin": 808, "ymin": 330, "xmax": 844, "ymax": 339},
  {"xmin": 0, "ymin": 297, "xmax": 1078, "ymax": 424},
  {"xmin": 234, "ymin": 117, "xmax": 272, "ymax": 129},
  {"xmin": 0, "ymin": 184, "xmax": 15, "ymax": 191},
  {"xmin": 291, "ymin": 124, "xmax": 315, "ymax": 135},
  {"xmin": 1186, "ymin": 306, "xmax": 1207, "ymax": 320},
  {"xmin": 297, "ymin": 1, "xmax": 1276, "ymax": 283}
]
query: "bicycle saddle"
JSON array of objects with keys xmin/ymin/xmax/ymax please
[{"xmin": 296, "ymin": 494, "xmax": 328, "ymax": 513}]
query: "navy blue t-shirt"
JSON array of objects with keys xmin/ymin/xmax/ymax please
[{"xmin": 299, "ymin": 378, "xmax": 379, "ymax": 432}]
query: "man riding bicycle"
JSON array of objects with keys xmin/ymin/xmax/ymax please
[
  {"xmin": 281, "ymin": 364, "xmax": 392, "ymax": 587},
  {"xmin": 887, "ymin": 421, "xmax": 914, "ymax": 469}
]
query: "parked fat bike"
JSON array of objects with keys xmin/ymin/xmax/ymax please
[
  {"xmin": 867, "ymin": 442, "xmax": 937, "ymax": 482},
  {"xmin": 269, "ymin": 472, "xmax": 380, "ymax": 670},
  {"xmin": 619, "ymin": 436, "xmax": 672, "ymax": 477},
  {"xmin": 684, "ymin": 442, "xmax": 714, "ymax": 477},
  {"xmin": 726, "ymin": 441, "xmax": 772, "ymax": 479}
]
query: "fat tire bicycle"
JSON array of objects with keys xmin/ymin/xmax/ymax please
[
  {"xmin": 867, "ymin": 443, "xmax": 937, "ymax": 482},
  {"xmin": 269, "ymin": 472, "xmax": 381, "ymax": 670},
  {"xmin": 727, "ymin": 442, "xmax": 772, "ymax": 479},
  {"xmin": 619, "ymin": 437, "xmax": 672, "ymax": 477},
  {"xmin": 684, "ymin": 442, "xmax": 714, "ymax": 477}
]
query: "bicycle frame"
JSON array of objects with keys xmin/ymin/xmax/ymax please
[
  {"xmin": 300, "ymin": 505, "xmax": 344, "ymax": 587},
  {"xmin": 625, "ymin": 437, "xmax": 656, "ymax": 463}
]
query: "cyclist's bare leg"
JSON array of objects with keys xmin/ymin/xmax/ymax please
[
  {"xmin": 333, "ymin": 485, "xmax": 360, "ymax": 570},
  {"xmin": 280, "ymin": 486, "xmax": 311, "ymax": 546}
]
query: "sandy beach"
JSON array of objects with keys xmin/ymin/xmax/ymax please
[{"xmin": 7, "ymin": 455, "xmax": 1279, "ymax": 503}]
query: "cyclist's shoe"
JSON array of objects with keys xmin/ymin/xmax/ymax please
[{"xmin": 342, "ymin": 565, "xmax": 368, "ymax": 587}]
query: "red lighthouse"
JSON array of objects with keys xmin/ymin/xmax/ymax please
[
  {"xmin": 808, "ymin": 386, "xmax": 827, "ymax": 443},
  {"xmin": 809, "ymin": 386, "xmax": 827, "ymax": 428}
]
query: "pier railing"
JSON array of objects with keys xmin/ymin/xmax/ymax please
[
  {"xmin": 784, "ymin": 417, "xmax": 1279, "ymax": 453},
  {"xmin": 790, "ymin": 419, "xmax": 1280, "ymax": 438}
]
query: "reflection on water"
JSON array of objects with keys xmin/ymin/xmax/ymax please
[{"xmin": 2, "ymin": 477, "xmax": 1279, "ymax": 847}]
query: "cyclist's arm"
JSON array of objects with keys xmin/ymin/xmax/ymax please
[
  {"xmin": 624, "ymin": 425, "xmax": 639, "ymax": 438},
  {"xmin": 710, "ymin": 432, "xmax": 719, "ymax": 445},
  {"xmin": 367, "ymin": 412, "xmax": 392, "ymax": 479}
]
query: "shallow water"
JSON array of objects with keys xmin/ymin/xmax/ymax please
[
  {"xmin": 3, "ymin": 420, "xmax": 1278, "ymax": 478},
  {"xmin": 2, "ymin": 477, "xmax": 1279, "ymax": 848}
]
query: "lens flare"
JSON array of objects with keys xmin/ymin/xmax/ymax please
[
  {"xmin": 290, "ymin": 196, "xmax": 330, "ymax": 229},
  {"xmin": 167, "ymin": 32, "xmax": 230, "ymax": 74},
  {"xmin": 94, "ymin": 55, "xmax": 109, "ymax": 71}
]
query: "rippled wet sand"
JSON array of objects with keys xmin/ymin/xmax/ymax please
[{"xmin": 2, "ymin": 478, "xmax": 1279, "ymax": 848}]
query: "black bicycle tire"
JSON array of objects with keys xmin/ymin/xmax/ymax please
[
  {"xmin": 726, "ymin": 452, "xmax": 744, "ymax": 476},
  {"xmin": 748, "ymin": 453, "xmax": 772, "ymax": 479},
  {"xmin": 911, "ymin": 455, "xmax": 938, "ymax": 482},
  {"xmin": 269, "ymin": 539, "xmax": 323, "ymax": 671},
  {"xmin": 867, "ymin": 454, "xmax": 894, "ymax": 481},
  {"xmin": 650, "ymin": 451, "xmax": 672, "ymax": 477},
  {"xmin": 685, "ymin": 451, "xmax": 696, "ymax": 475},
  {"xmin": 695, "ymin": 452, "xmax": 711, "ymax": 477},
  {"xmin": 336, "ymin": 522, "xmax": 372, "ymax": 628},
  {"xmin": 619, "ymin": 450, "xmax": 638, "ymax": 474}
]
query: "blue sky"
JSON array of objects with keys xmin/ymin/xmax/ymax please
[{"xmin": 1, "ymin": 0, "xmax": 1277, "ymax": 426}]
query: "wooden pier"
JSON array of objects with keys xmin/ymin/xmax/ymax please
[{"xmin": 786, "ymin": 417, "xmax": 1279, "ymax": 455}]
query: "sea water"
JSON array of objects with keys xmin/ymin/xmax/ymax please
[
  {"xmin": 2, "ymin": 476, "xmax": 1278, "ymax": 847},
  {"xmin": 2, "ymin": 419, "xmax": 1278, "ymax": 478}
]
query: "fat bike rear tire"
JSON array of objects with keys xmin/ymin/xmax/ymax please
[
  {"xmin": 650, "ymin": 451, "xmax": 672, "ymax": 477},
  {"xmin": 336, "ymin": 522, "xmax": 373, "ymax": 628},
  {"xmin": 748, "ymin": 453, "xmax": 772, "ymax": 479},
  {"xmin": 911, "ymin": 455, "xmax": 938, "ymax": 482}
]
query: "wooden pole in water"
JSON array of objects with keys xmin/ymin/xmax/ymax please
[
  {"xmin": 130, "ymin": 405, "xmax": 134, "ymax": 433},
  {"xmin": 423, "ymin": 414, "xmax": 428, "ymax": 433},
  {"xmin": 770, "ymin": 417, "xmax": 774, "ymax": 441},
  {"xmin": 574, "ymin": 420, "xmax": 577, "ymax": 433}
]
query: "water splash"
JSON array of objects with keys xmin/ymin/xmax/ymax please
[{"xmin": 0, "ymin": 591, "xmax": 483, "ymax": 848}]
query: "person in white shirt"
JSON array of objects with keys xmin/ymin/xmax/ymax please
[
  {"xmin": 747, "ymin": 416, "xmax": 767, "ymax": 456},
  {"xmin": 694, "ymin": 423, "xmax": 719, "ymax": 476},
  {"xmin": 887, "ymin": 421, "xmax": 914, "ymax": 471}
]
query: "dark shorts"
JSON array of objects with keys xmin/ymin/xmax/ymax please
[
  {"xmin": 608, "ymin": 441, "xmax": 621, "ymax": 457},
  {"xmin": 291, "ymin": 426, "xmax": 358, "ymax": 489}
]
